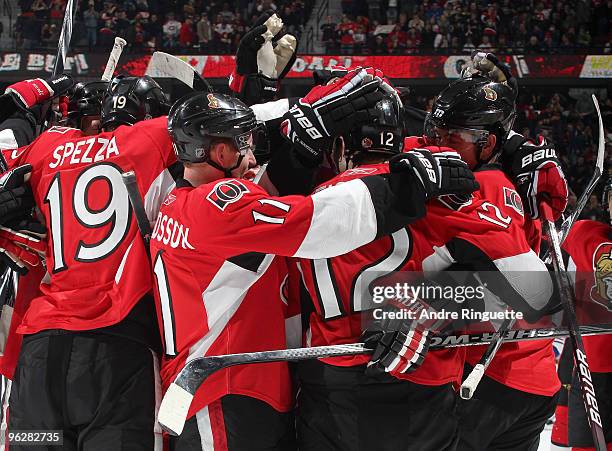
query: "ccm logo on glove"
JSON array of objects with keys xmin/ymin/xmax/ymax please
[
  {"xmin": 521, "ymin": 147, "xmax": 557, "ymax": 168},
  {"xmin": 288, "ymin": 104, "xmax": 323, "ymax": 140}
]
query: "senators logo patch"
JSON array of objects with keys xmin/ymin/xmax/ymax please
[
  {"xmin": 206, "ymin": 179, "xmax": 249, "ymax": 211},
  {"xmin": 591, "ymin": 242, "xmax": 612, "ymax": 311},
  {"xmin": 483, "ymin": 86, "xmax": 497, "ymax": 101},
  {"xmin": 207, "ymin": 93, "xmax": 220, "ymax": 109},
  {"xmin": 163, "ymin": 194, "xmax": 176, "ymax": 206},
  {"xmin": 503, "ymin": 186, "xmax": 524, "ymax": 216}
]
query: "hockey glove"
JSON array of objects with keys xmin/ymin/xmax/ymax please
[
  {"xmin": 364, "ymin": 293, "xmax": 450, "ymax": 377},
  {"xmin": 390, "ymin": 150, "xmax": 479, "ymax": 201},
  {"xmin": 3, "ymin": 74, "xmax": 75, "ymax": 111},
  {"xmin": 501, "ymin": 133, "xmax": 568, "ymax": 221},
  {"xmin": 461, "ymin": 51, "xmax": 518, "ymax": 95},
  {"xmin": 0, "ymin": 165, "xmax": 36, "ymax": 226},
  {"xmin": 280, "ymin": 68, "xmax": 385, "ymax": 166},
  {"xmin": 0, "ymin": 220, "xmax": 47, "ymax": 275},
  {"xmin": 229, "ymin": 13, "xmax": 297, "ymax": 105}
]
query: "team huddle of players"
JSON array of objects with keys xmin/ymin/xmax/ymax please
[{"xmin": 0, "ymin": 12, "xmax": 608, "ymax": 451}]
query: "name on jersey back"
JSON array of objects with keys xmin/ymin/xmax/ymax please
[{"xmin": 49, "ymin": 136, "xmax": 120, "ymax": 169}]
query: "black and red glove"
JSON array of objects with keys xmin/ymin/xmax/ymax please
[
  {"xmin": 0, "ymin": 220, "xmax": 47, "ymax": 275},
  {"xmin": 4, "ymin": 74, "xmax": 74, "ymax": 110},
  {"xmin": 501, "ymin": 132, "xmax": 568, "ymax": 221},
  {"xmin": 0, "ymin": 165, "xmax": 36, "ymax": 226},
  {"xmin": 280, "ymin": 67, "xmax": 386, "ymax": 166},
  {"xmin": 229, "ymin": 12, "xmax": 297, "ymax": 105}
]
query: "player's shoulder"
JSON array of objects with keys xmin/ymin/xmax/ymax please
[
  {"xmin": 567, "ymin": 220, "xmax": 610, "ymax": 249},
  {"xmin": 315, "ymin": 163, "xmax": 386, "ymax": 193},
  {"xmin": 37, "ymin": 126, "xmax": 84, "ymax": 144},
  {"xmin": 189, "ymin": 177, "xmax": 268, "ymax": 211}
]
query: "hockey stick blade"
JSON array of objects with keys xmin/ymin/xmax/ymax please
[
  {"xmin": 555, "ymin": 95, "xmax": 606, "ymax": 248},
  {"xmin": 145, "ymin": 52, "xmax": 212, "ymax": 92},
  {"xmin": 158, "ymin": 325, "xmax": 612, "ymax": 435},
  {"xmin": 101, "ymin": 37, "xmax": 127, "ymax": 82}
]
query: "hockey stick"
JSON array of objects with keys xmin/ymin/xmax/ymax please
[
  {"xmin": 145, "ymin": 52, "xmax": 212, "ymax": 92},
  {"xmin": 463, "ymin": 95, "xmax": 607, "ymax": 399},
  {"xmin": 540, "ymin": 201, "xmax": 607, "ymax": 451},
  {"xmin": 101, "ymin": 37, "xmax": 127, "ymax": 82},
  {"xmin": 158, "ymin": 323, "xmax": 612, "ymax": 436},
  {"xmin": 545, "ymin": 94, "xmax": 605, "ymax": 259},
  {"xmin": 459, "ymin": 317, "xmax": 515, "ymax": 400},
  {"xmin": 122, "ymin": 172, "xmax": 153, "ymax": 254}
]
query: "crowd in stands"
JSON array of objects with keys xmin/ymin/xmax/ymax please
[
  {"xmin": 322, "ymin": 0, "xmax": 611, "ymax": 55},
  {"xmin": 13, "ymin": 0, "xmax": 313, "ymax": 53}
]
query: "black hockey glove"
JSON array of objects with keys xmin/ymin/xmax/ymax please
[
  {"xmin": 0, "ymin": 165, "xmax": 36, "ymax": 226},
  {"xmin": 389, "ymin": 149, "xmax": 479, "ymax": 201},
  {"xmin": 501, "ymin": 133, "xmax": 568, "ymax": 221},
  {"xmin": 280, "ymin": 68, "xmax": 385, "ymax": 167},
  {"xmin": 229, "ymin": 12, "xmax": 297, "ymax": 105}
]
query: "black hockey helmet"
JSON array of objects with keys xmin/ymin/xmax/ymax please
[
  {"xmin": 100, "ymin": 75, "xmax": 169, "ymax": 130},
  {"xmin": 345, "ymin": 95, "xmax": 404, "ymax": 158},
  {"xmin": 168, "ymin": 92, "xmax": 258, "ymax": 165},
  {"xmin": 424, "ymin": 75, "xmax": 517, "ymax": 156},
  {"xmin": 67, "ymin": 80, "xmax": 108, "ymax": 126}
]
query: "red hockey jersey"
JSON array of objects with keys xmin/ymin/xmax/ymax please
[
  {"xmin": 295, "ymin": 161, "xmax": 552, "ymax": 387},
  {"xmin": 564, "ymin": 220, "xmax": 612, "ymax": 372},
  {"xmin": 464, "ymin": 167, "xmax": 560, "ymax": 397},
  {"xmin": 1, "ymin": 117, "xmax": 177, "ymax": 334},
  {"xmin": 150, "ymin": 173, "xmax": 412, "ymax": 418}
]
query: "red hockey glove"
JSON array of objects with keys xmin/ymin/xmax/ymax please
[
  {"xmin": 0, "ymin": 219, "xmax": 47, "ymax": 275},
  {"xmin": 280, "ymin": 67, "xmax": 385, "ymax": 166},
  {"xmin": 5, "ymin": 74, "xmax": 74, "ymax": 110},
  {"xmin": 390, "ymin": 149, "xmax": 479, "ymax": 200},
  {"xmin": 502, "ymin": 133, "xmax": 568, "ymax": 221},
  {"xmin": 0, "ymin": 165, "xmax": 36, "ymax": 226}
]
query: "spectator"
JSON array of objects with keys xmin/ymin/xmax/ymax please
[
  {"xmin": 525, "ymin": 35, "xmax": 542, "ymax": 53},
  {"xmin": 162, "ymin": 11, "xmax": 181, "ymax": 49},
  {"xmin": 84, "ymin": 2, "xmax": 100, "ymax": 50},
  {"xmin": 179, "ymin": 16, "xmax": 195, "ymax": 50},
  {"xmin": 478, "ymin": 35, "xmax": 495, "ymax": 52},
  {"xmin": 145, "ymin": 13, "xmax": 163, "ymax": 47},
  {"xmin": 197, "ymin": 14, "xmax": 212, "ymax": 52},
  {"xmin": 214, "ymin": 16, "xmax": 234, "ymax": 53},
  {"xmin": 321, "ymin": 15, "xmax": 337, "ymax": 53},
  {"xmin": 408, "ymin": 13, "xmax": 424, "ymax": 32}
]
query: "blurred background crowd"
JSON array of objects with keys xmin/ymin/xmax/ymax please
[
  {"xmin": 5, "ymin": 0, "xmax": 611, "ymax": 220},
  {"xmin": 12, "ymin": 0, "xmax": 313, "ymax": 53}
]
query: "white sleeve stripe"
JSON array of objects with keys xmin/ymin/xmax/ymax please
[
  {"xmin": 0, "ymin": 130, "xmax": 18, "ymax": 151},
  {"xmin": 294, "ymin": 179, "xmax": 377, "ymax": 259},
  {"xmin": 144, "ymin": 168, "xmax": 176, "ymax": 226},
  {"xmin": 250, "ymin": 98, "xmax": 290, "ymax": 122},
  {"xmin": 492, "ymin": 249, "xmax": 553, "ymax": 311}
]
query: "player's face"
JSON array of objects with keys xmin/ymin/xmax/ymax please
[
  {"xmin": 426, "ymin": 126, "xmax": 493, "ymax": 169},
  {"xmin": 241, "ymin": 149, "xmax": 260, "ymax": 181},
  {"xmin": 80, "ymin": 116, "xmax": 101, "ymax": 136}
]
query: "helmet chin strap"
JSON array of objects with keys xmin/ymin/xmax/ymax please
[{"xmin": 207, "ymin": 155, "xmax": 245, "ymax": 178}]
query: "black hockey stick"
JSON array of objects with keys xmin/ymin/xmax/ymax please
[
  {"xmin": 39, "ymin": 0, "xmax": 78, "ymax": 133},
  {"xmin": 459, "ymin": 317, "xmax": 515, "ymax": 399},
  {"xmin": 540, "ymin": 201, "xmax": 607, "ymax": 451},
  {"xmin": 157, "ymin": 323, "xmax": 612, "ymax": 436},
  {"xmin": 544, "ymin": 94, "xmax": 605, "ymax": 259},
  {"xmin": 121, "ymin": 171, "xmax": 153, "ymax": 255}
]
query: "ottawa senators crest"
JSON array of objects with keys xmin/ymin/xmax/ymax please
[
  {"xmin": 207, "ymin": 93, "xmax": 220, "ymax": 109},
  {"xmin": 206, "ymin": 179, "xmax": 249, "ymax": 211},
  {"xmin": 483, "ymin": 86, "xmax": 497, "ymax": 101},
  {"xmin": 590, "ymin": 242, "xmax": 612, "ymax": 311}
]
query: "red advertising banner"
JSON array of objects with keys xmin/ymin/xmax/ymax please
[{"xmin": 0, "ymin": 52, "xmax": 610, "ymax": 81}]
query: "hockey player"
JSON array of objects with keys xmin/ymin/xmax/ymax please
[
  {"xmin": 425, "ymin": 53, "xmax": 567, "ymax": 451},
  {"xmin": 550, "ymin": 178, "xmax": 612, "ymax": 450},
  {"xmin": 291, "ymin": 75, "xmax": 561, "ymax": 449},
  {"xmin": 1, "ymin": 74, "xmax": 177, "ymax": 450},
  {"xmin": 65, "ymin": 80, "xmax": 109, "ymax": 135},
  {"xmin": 151, "ymin": 69, "xmax": 479, "ymax": 451}
]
